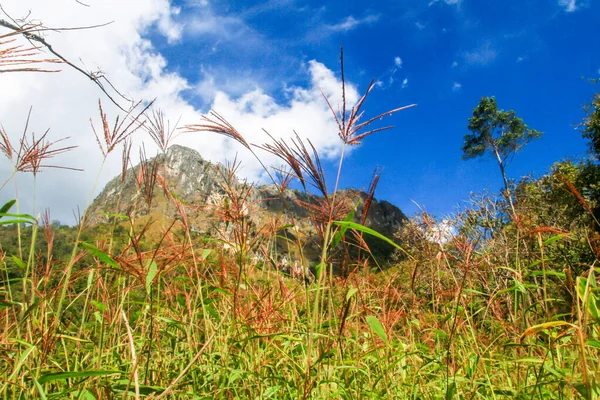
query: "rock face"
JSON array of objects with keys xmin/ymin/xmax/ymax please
[
  {"xmin": 88, "ymin": 145, "xmax": 407, "ymax": 259},
  {"xmin": 88, "ymin": 145, "xmax": 226, "ymax": 224}
]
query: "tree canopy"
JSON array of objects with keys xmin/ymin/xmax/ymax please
[
  {"xmin": 462, "ymin": 96, "xmax": 543, "ymax": 165},
  {"xmin": 581, "ymin": 93, "xmax": 600, "ymax": 158}
]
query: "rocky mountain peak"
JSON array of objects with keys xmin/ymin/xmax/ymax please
[{"xmin": 87, "ymin": 145, "xmax": 407, "ymax": 258}]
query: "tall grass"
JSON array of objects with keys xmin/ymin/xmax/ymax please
[{"xmin": 1, "ymin": 51, "xmax": 599, "ymax": 399}]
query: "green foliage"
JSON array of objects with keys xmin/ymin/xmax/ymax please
[
  {"xmin": 581, "ymin": 93, "xmax": 600, "ymax": 158},
  {"xmin": 462, "ymin": 96, "xmax": 543, "ymax": 163}
]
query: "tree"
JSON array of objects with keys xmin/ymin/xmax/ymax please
[
  {"xmin": 581, "ymin": 93, "xmax": 600, "ymax": 158},
  {"xmin": 462, "ymin": 96, "xmax": 542, "ymax": 213}
]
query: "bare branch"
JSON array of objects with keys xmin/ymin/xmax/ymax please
[{"xmin": 0, "ymin": 10, "xmax": 133, "ymax": 111}]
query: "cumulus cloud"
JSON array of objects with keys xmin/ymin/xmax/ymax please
[
  {"xmin": 452, "ymin": 82, "xmax": 462, "ymax": 91},
  {"xmin": 0, "ymin": 0, "xmax": 360, "ymax": 223},
  {"xmin": 394, "ymin": 57, "xmax": 403, "ymax": 68},
  {"xmin": 401, "ymin": 78, "xmax": 409, "ymax": 89},
  {"xmin": 205, "ymin": 60, "xmax": 360, "ymax": 175}
]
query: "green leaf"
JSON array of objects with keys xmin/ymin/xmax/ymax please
[
  {"xmin": 315, "ymin": 263, "xmax": 325, "ymax": 279},
  {"xmin": 0, "ymin": 218, "xmax": 36, "ymax": 226},
  {"xmin": 0, "ymin": 199, "xmax": 16, "ymax": 215},
  {"xmin": 264, "ymin": 386, "xmax": 281, "ymax": 398},
  {"xmin": 529, "ymin": 270, "xmax": 566, "ymax": 279},
  {"xmin": 11, "ymin": 256, "xmax": 26, "ymax": 269},
  {"xmin": 79, "ymin": 242, "xmax": 120, "ymax": 269},
  {"xmin": 200, "ymin": 249, "xmax": 212, "ymax": 260},
  {"xmin": 543, "ymin": 234, "xmax": 568, "ymax": 246},
  {"xmin": 586, "ymin": 339, "xmax": 600, "ymax": 349},
  {"xmin": 38, "ymin": 370, "xmax": 120, "ymax": 384},
  {"xmin": 0, "ymin": 212, "xmax": 36, "ymax": 221},
  {"xmin": 111, "ymin": 382, "xmax": 165, "ymax": 395},
  {"xmin": 520, "ymin": 321, "xmax": 574, "ymax": 340},
  {"xmin": 366, "ymin": 315, "xmax": 388, "ymax": 344},
  {"xmin": 333, "ymin": 220, "xmax": 411, "ymax": 258},
  {"xmin": 445, "ymin": 382, "xmax": 456, "ymax": 400},
  {"xmin": 146, "ymin": 260, "xmax": 159, "ymax": 296},
  {"xmin": 93, "ymin": 311, "xmax": 103, "ymax": 324},
  {"xmin": 32, "ymin": 376, "xmax": 48, "ymax": 400},
  {"xmin": 577, "ymin": 274, "xmax": 600, "ymax": 322},
  {"xmin": 91, "ymin": 300, "xmax": 106, "ymax": 312},
  {"xmin": 346, "ymin": 287, "xmax": 358, "ymax": 301},
  {"xmin": 0, "ymin": 300, "xmax": 20, "ymax": 310},
  {"xmin": 330, "ymin": 208, "xmax": 355, "ymax": 249},
  {"xmin": 8, "ymin": 343, "xmax": 36, "ymax": 383},
  {"xmin": 208, "ymin": 285, "xmax": 233, "ymax": 296}
]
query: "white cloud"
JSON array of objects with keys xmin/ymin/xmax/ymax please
[
  {"xmin": 394, "ymin": 57, "xmax": 403, "ymax": 68},
  {"xmin": 157, "ymin": 5, "xmax": 183, "ymax": 43},
  {"xmin": 463, "ymin": 41, "xmax": 497, "ymax": 66},
  {"xmin": 451, "ymin": 61, "xmax": 458, "ymax": 68},
  {"xmin": 326, "ymin": 14, "xmax": 379, "ymax": 32},
  {"xmin": 401, "ymin": 78, "xmax": 408, "ymax": 89},
  {"xmin": 427, "ymin": 218, "xmax": 456, "ymax": 245},
  {"xmin": 428, "ymin": 0, "xmax": 461, "ymax": 6},
  {"xmin": 415, "ymin": 21, "xmax": 425, "ymax": 30},
  {"xmin": 516, "ymin": 56, "xmax": 526, "ymax": 63},
  {"xmin": 208, "ymin": 61, "xmax": 359, "ymax": 172},
  {"xmin": 558, "ymin": 0, "xmax": 577, "ymax": 12},
  {"xmin": 452, "ymin": 82, "xmax": 462, "ymax": 91},
  {"xmin": 0, "ymin": 1, "xmax": 361, "ymax": 223}
]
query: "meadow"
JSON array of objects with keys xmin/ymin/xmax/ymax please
[{"xmin": 1, "ymin": 42, "xmax": 600, "ymax": 399}]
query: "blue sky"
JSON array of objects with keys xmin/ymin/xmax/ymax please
[
  {"xmin": 1, "ymin": 0, "xmax": 599, "ymax": 222},
  {"xmin": 148, "ymin": 0, "xmax": 600, "ymax": 216}
]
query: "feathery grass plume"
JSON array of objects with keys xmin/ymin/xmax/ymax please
[
  {"xmin": 257, "ymin": 130, "xmax": 306, "ymax": 190},
  {"xmin": 138, "ymin": 145, "xmax": 158, "ymax": 209},
  {"xmin": 121, "ymin": 138, "xmax": 132, "ymax": 184},
  {"xmin": 258, "ymin": 131, "xmax": 328, "ymax": 198},
  {"xmin": 0, "ymin": 25, "xmax": 61, "ymax": 73},
  {"xmin": 184, "ymin": 110, "xmax": 250, "ymax": 150},
  {"xmin": 296, "ymin": 195, "xmax": 353, "ymax": 241},
  {"xmin": 184, "ymin": 111, "xmax": 276, "ymax": 184},
  {"xmin": 2, "ymin": 108, "xmax": 80, "ymax": 176},
  {"xmin": 0, "ymin": 124, "xmax": 13, "ymax": 160},
  {"xmin": 274, "ymin": 167, "xmax": 294, "ymax": 193},
  {"xmin": 155, "ymin": 173, "xmax": 172, "ymax": 201},
  {"xmin": 135, "ymin": 161, "xmax": 145, "ymax": 192},
  {"xmin": 323, "ymin": 47, "xmax": 416, "ymax": 146},
  {"xmin": 91, "ymin": 99, "xmax": 152, "ymax": 157},
  {"xmin": 290, "ymin": 132, "xmax": 328, "ymax": 198},
  {"xmin": 555, "ymin": 173, "xmax": 595, "ymax": 217},
  {"xmin": 15, "ymin": 131, "xmax": 80, "ymax": 175},
  {"xmin": 145, "ymin": 109, "xmax": 181, "ymax": 153}
]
